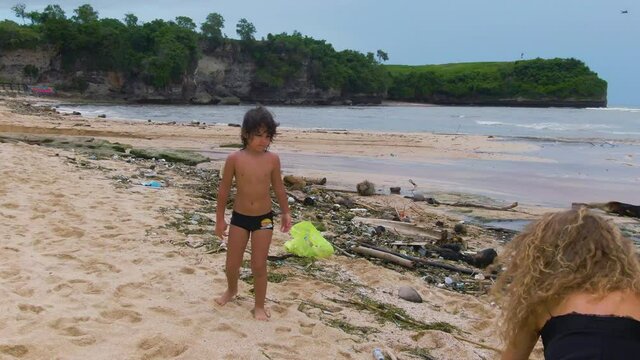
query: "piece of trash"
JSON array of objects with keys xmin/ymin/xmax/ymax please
[
  {"xmin": 474, "ymin": 273, "xmax": 485, "ymax": 280},
  {"xmin": 284, "ymin": 221, "xmax": 334, "ymax": 259},
  {"xmin": 373, "ymin": 348, "xmax": 385, "ymax": 360},
  {"xmin": 444, "ymin": 276, "xmax": 454, "ymax": 285},
  {"xmin": 350, "ymin": 208, "xmax": 368, "ymax": 216},
  {"xmin": 287, "ymin": 196, "xmax": 295, "ymax": 204},
  {"xmin": 142, "ymin": 180, "xmax": 162, "ymax": 188}
]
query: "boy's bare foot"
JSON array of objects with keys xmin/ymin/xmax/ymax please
[
  {"xmin": 215, "ymin": 290, "xmax": 237, "ymax": 306},
  {"xmin": 252, "ymin": 307, "xmax": 271, "ymax": 321}
]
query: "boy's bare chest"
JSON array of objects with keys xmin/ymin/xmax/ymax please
[{"xmin": 235, "ymin": 156, "xmax": 272, "ymax": 181}]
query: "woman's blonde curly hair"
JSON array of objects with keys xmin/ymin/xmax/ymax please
[{"xmin": 492, "ymin": 207, "xmax": 640, "ymax": 347}]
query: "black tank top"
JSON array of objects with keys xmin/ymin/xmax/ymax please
[{"xmin": 540, "ymin": 313, "xmax": 640, "ymax": 359}]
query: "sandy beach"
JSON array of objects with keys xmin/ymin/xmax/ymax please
[{"xmin": 3, "ymin": 95, "xmax": 637, "ymax": 359}]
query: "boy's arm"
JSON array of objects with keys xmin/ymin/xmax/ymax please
[
  {"xmin": 215, "ymin": 153, "xmax": 236, "ymax": 239},
  {"xmin": 271, "ymin": 153, "xmax": 292, "ymax": 233}
]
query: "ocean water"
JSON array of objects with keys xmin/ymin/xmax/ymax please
[
  {"xmin": 56, "ymin": 104, "xmax": 640, "ymax": 142},
  {"xmin": 56, "ymin": 103, "xmax": 640, "ymax": 207}
]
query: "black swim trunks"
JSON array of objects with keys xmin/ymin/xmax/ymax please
[{"xmin": 230, "ymin": 211, "xmax": 274, "ymax": 232}]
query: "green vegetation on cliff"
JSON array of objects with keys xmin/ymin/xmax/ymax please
[
  {"xmin": 251, "ymin": 32, "xmax": 387, "ymax": 94},
  {"xmin": 386, "ymin": 59, "xmax": 607, "ymax": 105},
  {"xmin": 1, "ymin": 3, "xmax": 387, "ymax": 97}
]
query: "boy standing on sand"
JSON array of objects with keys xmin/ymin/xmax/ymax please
[{"xmin": 215, "ymin": 106, "xmax": 292, "ymax": 321}]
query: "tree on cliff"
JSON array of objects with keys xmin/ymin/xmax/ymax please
[
  {"xmin": 236, "ymin": 18, "xmax": 256, "ymax": 42},
  {"xmin": 27, "ymin": 4, "xmax": 66, "ymax": 25},
  {"xmin": 123, "ymin": 13, "xmax": 138, "ymax": 27},
  {"xmin": 376, "ymin": 49, "xmax": 389, "ymax": 63},
  {"xmin": 11, "ymin": 3, "xmax": 26, "ymax": 24},
  {"xmin": 175, "ymin": 16, "xmax": 196, "ymax": 31},
  {"xmin": 200, "ymin": 12, "xmax": 224, "ymax": 48},
  {"xmin": 72, "ymin": 4, "xmax": 98, "ymax": 24}
]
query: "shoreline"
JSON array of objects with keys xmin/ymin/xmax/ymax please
[{"xmin": 3, "ymin": 95, "xmax": 639, "ymax": 207}]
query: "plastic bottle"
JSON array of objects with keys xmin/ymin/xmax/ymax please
[{"xmin": 373, "ymin": 348, "xmax": 385, "ymax": 360}]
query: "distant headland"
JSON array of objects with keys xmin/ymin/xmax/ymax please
[{"xmin": 0, "ymin": 4, "xmax": 606, "ymax": 107}]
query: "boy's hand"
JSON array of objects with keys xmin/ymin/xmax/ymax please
[
  {"xmin": 215, "ymin": 220, "xmax": 228, "ymax": 240},
  {"xmin": 280, "ymin": 213, "xmax": 292, "ymax": 233}
]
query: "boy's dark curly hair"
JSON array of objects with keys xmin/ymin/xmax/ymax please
[{"xmin": 241, "ymin": 106, "xmax": 279, "ymax": 148}]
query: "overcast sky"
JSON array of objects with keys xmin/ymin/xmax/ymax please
[{"xmin": 2, "ymin": 1, "xmax": 638, "ymax": 106}]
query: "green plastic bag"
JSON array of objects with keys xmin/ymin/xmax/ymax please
[{"xmin": 284, "ymin": 221, "xmax": 334, "ymax": 259}]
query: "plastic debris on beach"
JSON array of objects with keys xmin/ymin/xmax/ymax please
[
  {"xmin": 284, "ymin": 221, "xmax": 334, "ymax": 258},
  {"xmin": 142, "ymin": 180, "xmax": 162, "ymax": 188}
]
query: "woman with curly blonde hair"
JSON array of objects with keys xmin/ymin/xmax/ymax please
[{"xmin": 492, "ymin": 207, "xmax": 640, "ymax": 359}]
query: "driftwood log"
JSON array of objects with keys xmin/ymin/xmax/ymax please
[
  {"xmin": 405, "ymin": 196, "xmax": 518, "ymax": 211},
  {"xmin": 352, "ymin": 246, "xmax": 415, "ymax": 268},
  {"xmin": 357, "ymin": 243, "xmax": 484, "ymax": 276}
]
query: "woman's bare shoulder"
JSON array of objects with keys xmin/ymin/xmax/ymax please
[{"xmin": 553, "ymin": 290, "xmax": 640, "ymax": 319}]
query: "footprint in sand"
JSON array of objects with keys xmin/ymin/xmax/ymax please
[
  {"xmin": 0, "ymin": 345, "xmax": 29, "ymax": 358},
  {"xmin": 179, "ymin": 267, "xmax": 195, "ymax": 275},
  {"xmin": 1, "ymin": 212, "xmax": 16, "ymax": 219},
  {"xmin": 70, "ymin": 335, "xmax": 97, "ymax": 347},
  {"xmin": 32, "ymin": 204, "xmax": 51, "ymax": 214},
  {"xmin": 12, "ymin": 286, "xmax": 34, "ymax": 298},
  {"xmin": 163, "ymin": 251, "xmax": 181, "ymax": 259},
  {"xmin": 82, "ymin": 259, "xmax": 120, "ymax": 275},
  {"xmin": 148, "ymin": 306, "xmax": 180, "ymax": 317},
  {"xmin": 51, "ymin": 225, "xmax": 85, "ymax": 239},
  {"xmin": 215, "ymin": 323, "xmax": 248, "ymax": 338},
  {"xmin": 298, "ymin": 320, "xmax": 317, "ymax": 335},
  {"xmin": 60, "ymin": 325, "xmax": 87, "ymax": 337},
  {"xmin": 137, "ymin": 335, "xmax": 188, "ymax": 359},
  {"xmin": 270, "ymin": 304, "xmax": 288, "ymax": 316},
  {"xmin": 18, "ymin": 304, "xmax": 45, "ymax": 314},
  {"xmin": 49, "ymin": 316, "xmax": 91, "ymax": 330},
  {"xmin": 1, "ymin": 202, "xmax": 19, "ymax": 210},
  {"xmin": 257, "ymin": 342, "xmax": 299, "ymax": 357},
  {"xmin": 66, "ymin": 279, "xmax": 104, "ymax": 295},
  {"xmin": 99, "ymin": 309, "xmax": 143, "ymax": 323},
  {"xmin": 275, "ymin": 326, "xmax": 292, "ymax": 333},
  {"xmin": 48, "ymin": 317, "xmax": 97, "ymax": 346},
  {"xmin": 0, "ymin": 268, "xmax": 21, "ymax": 279},
  {"xmin": 45, "ymin": 253, "xmax": 80, "ymax": 262}
]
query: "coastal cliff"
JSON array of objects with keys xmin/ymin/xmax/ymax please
[
  {"xmin": 0, "ymin": 46, "xmax": 607, "ymax": 107},
  {"xmin": 0, "ymin": 44, "xmax": 353, "ymax": 105}
]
